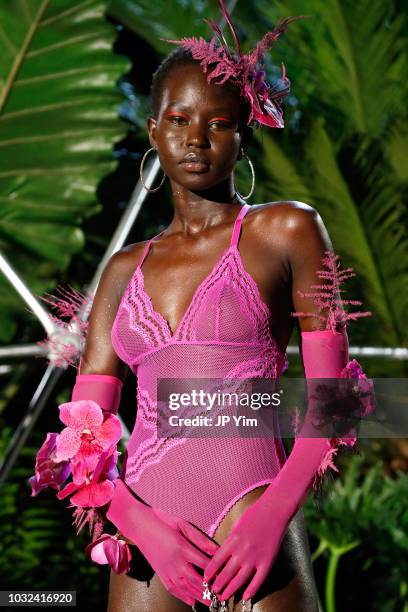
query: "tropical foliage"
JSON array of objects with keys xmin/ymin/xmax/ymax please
[
  {"xmin": 304, "ymin": 452, "xmax": 408, "ymax": 612},
  {"xmin": 0, "ymin": 0, "xmax": 129, "ymax": 342}
]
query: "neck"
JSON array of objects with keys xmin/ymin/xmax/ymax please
[{"xmin": 167, "ymin": 178, "xmax": 246, "ymax": 236}]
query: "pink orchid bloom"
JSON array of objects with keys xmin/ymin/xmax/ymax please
[
  {"xmin": 341, "ymin": 358, "xmax": 364, "ymax": 378},
  {"xmin": 57, "ymin": 449, "xmax": 119, "ymax": 508},
  {"xmin": 85, "ymin": 533, "xmax": 132, "ymax": 574},
  {"xmin": 55, "ymin": 400, "xmax": 122, "ymax": 477},
  {"xmin": 29, "ymin": 432, "xmax": 71, "ymax": 496},
  {"xmin": 57, "ymin": 477, "xmax": 115, "ymax": 508}
]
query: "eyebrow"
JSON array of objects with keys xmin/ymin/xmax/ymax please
[{"xmin": 167, "ymin": 102, "xmax": 233, "ymax": 113}]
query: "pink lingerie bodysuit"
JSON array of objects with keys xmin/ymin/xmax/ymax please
[{"xmin": 111, "ymin": 203, "xmax": 289, "ymax": 538}]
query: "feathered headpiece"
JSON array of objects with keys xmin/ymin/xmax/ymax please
[{"xmin": 161, "ymin": 1, "xmax": 307, "ymax": 128}]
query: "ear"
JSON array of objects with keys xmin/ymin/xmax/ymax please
[
  {"xmin": 239, "ymin": 125, "xmax": 253, "ymax": 158},
  {"xmin": 147, "ymin": 116, "xmax": 158, "ymax": 149}
]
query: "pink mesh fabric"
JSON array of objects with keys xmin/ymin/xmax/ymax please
[{"xmin": 111, "ymin": 204, "xmax": 289, "ymax": 538}]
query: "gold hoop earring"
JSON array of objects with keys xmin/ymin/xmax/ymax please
[
  {"xmin": 234, "ymin": 147, "xmax": 255, "ymax": 200},
  {"xmin": 139, "ymin": 147, "xmax": 166, "ymax": 192}
]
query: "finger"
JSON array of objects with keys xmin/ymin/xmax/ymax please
[
  {"xmin": 178, "ymin": 521, "xmax": 219, "ymax": 556},
  {"xmin": 218, "ymin": 565, "xmax": 256, "ymax": 602},
  {"xmin": 178, "ymin": 575, "xmax": 209, "ymax": 607},
  {"xmin": 182, "ymin": 563, "xmax": 209, "ymax": 594},
  {"xmin": 212, "ymin": 560, "xmax": 241, "ymax": 595},
  {"xmin": 242, "ymin": 566, "xmax": 268, "ymax": 601},
  {"xmin": 183, "ymin": 540, "xmax": 220, "ymax": 572},
  {"xmin": 203, "ymin": 543, "xmax": 233, "ymax": 582}
]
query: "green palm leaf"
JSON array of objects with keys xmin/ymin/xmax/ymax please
[
  {"xmin": 0, "ymin": 0, "xmax": 129, "ymax": 341},
  {"xmin": 386, "ymin": 117, "xmax": 408, "ymax": 181},
  {"xmin": 108, "ymin": 0, "xmax": 225, "ymax": 55},
  {"xmin": 251, "ymin": 0, "xmax": 408, "ymax": 139}
]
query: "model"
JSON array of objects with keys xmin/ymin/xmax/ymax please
[{"xmin": 30, "ymin": 3, "xmax": 374, "ymax": 611}]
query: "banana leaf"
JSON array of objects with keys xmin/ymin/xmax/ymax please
[{"xmin": 0, "ymin": 0, "xmax": 129, "ymax": 341}]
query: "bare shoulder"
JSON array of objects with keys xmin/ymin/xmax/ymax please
[
  {"xmin": 249, "ymin": 200, "xmax": 320, "ymax": 230},
  {"xmin": 99, "ymin": 241, "xmax": 149, "ymax": 302},
  {"xmin": 249, "ymin": 200, "xmax": 331, "ymax": 256}
]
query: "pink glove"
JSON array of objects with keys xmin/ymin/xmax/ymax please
[
  {"xmin": 204, "ymin": 328, "xmax": 374, "ymax": 602},
  {"xmin": 71, "ymin": 373, "xmax": 123, "ymax": 414},
  {"xmin": 106, "ymin": 477, "xmax": 219, "ymax": 607}
]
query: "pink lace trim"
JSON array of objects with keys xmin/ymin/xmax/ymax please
[{"xmin": 208, "ymin": 480, "xmax": 278, "ymax": 539}]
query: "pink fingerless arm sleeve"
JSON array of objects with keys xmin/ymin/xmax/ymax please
[
  {"xmin": 268, "ymin": 327, "xmax": 353, "ymax": 516},
  {"xmin": 301, "ymin": 328, "xmax": 349, "ymax": 378},
  {"xmin": 71, "ymin": 373, "xmax": 123, "ymax": 414},
  {"xmin": 250, "ymin": 325, "xmax": 373, "ymax": 522}
]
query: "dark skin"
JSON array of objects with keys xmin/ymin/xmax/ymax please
[{"xmin": 81, "ymin": 63, "xmax": 333, "ymax": 611}]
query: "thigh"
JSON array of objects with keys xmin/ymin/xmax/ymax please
[{"xmin": 107, "ymin": 545, "xmax": 192, "ymax": 612}]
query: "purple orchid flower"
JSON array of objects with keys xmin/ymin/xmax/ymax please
[{"xmin": 29, "ymin": 432, "xmax": 71, "ymax": 496}]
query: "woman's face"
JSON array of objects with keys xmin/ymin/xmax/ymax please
[{"xmin": 147, "ymin": 63, "xmax": 247, "ymax": 194}]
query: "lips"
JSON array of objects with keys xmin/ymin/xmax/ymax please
[
  {"xmin": 180, "ymin": 153, "xmax": 210, "ymax": 173},
  {"xmin": 181, "ymin": 162, "xmax": 210, "ymax": 173},
  {"xmin": 181, "ymin": 152, "xmax": 210, "ymax": 165}
]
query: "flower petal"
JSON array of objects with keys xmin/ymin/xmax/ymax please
[
  {"xmin": 29, "ymin": 432, "xmax": 72, "ymax": 495},
  {"xmin": 255, "ymin": 98, "xmax": 284, "ymax": 128},
  {"xmin": 56, "ymin": 480, "xmax": 81, "ymax": 500},
  {"xmin": 59, "ymin": 403, "xmax": 77, "ymax": 428},
  {"xmin": 73, "ymin": 440, "xmax": 104, "ymax": 473},
  {"xmin": 55, "ymin": 427, "xmax": 81, "ymax": 461},
  {"xmin": 70, "ymin": 458, "xmax": 90, "ymax": 485},
  {"xmin": 70, "ymin": 478, "xmax": 115, "ymax": 508},
  {"xmin": 69, "ymin": 400, "xmax": 104, "ymax": 429},
  {"xmin": 94, "ymin": 415, "xmax": 122, "ymax": 449},
  {"xmin": 104, "ymin": 537, "xmax": 132, "ymax": 574},
  {"xmin": 85, "ymin": 533, "xmax": 112, "ymax": 564}
]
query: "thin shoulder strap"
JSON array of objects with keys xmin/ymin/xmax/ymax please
[
  {"xmin": 137, "ymin": 228, "xmax": 167, "ymax": 269},
  {"xmin": 230, "ymin": 203, "xmax": 251, "ymax": 248},
  {"xmin": 139, "ymin": 205, "xmax": 250, "ymax": 267}
]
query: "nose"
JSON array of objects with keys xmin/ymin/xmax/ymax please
[{"xmin": 186, "ymin": 119, "xmax": 210, "ymax": 148}]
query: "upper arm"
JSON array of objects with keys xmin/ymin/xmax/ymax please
[
  {"xmin": 282, "ymin": 203, "xmax": 335, "ymax": 333},
  {"xmin": 78, "ymin": 250, "xmax": 131, "ymax": 381}
]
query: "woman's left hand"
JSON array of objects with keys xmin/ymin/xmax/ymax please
[{"xmin": 203, "ymin": 494, "xmax": 291, "ymax": 602}]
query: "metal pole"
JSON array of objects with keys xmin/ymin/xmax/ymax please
[{"xmin": 0, "ymin": 252, "xmax": 55, "ymax": 336}]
